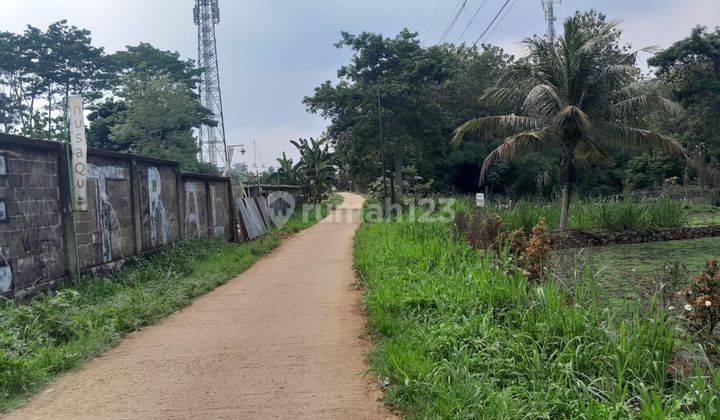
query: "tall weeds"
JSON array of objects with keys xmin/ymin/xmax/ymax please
[
  {"xmin": 456, "ymin": 197, "xmax": 688, "ymax": 232},
  {"xmin": 355, "ymin": 219, "xmax": 720, "ymax": 418}
]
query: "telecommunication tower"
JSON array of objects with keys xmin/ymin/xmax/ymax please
[
  {"xmin": 541, "ymin": 0, "xmax": 561, "ymax": 43},
  {"xmin": 194, "ymin": 0, "xmax": 228, "ymax": 168}
]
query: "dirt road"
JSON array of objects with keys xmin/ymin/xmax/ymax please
[{"xmin": 9, "ymin": 193, "xmax": 392, "ymax": 419}]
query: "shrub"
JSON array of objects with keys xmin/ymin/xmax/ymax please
[
  {"xmin": 653, "ymin": 261, "xmax": 689, "ymax": 308},
  {"xmin": 517, "ymin": 218, "xmax": 552, "ymax": 281},
  {"xmin": 644, "ymin": 197, "xmax": 689, "ymax": 228},
  {"xmin": 455, "ymin": 212, "xmax": 552, "ymax": 281},
  {"xmin": 679, "ymin": 259, "xmax": 720, "ymax": 337},
  {"xmin": 454, "ymin": 209, "xmax": 503, "ymax": 250}
]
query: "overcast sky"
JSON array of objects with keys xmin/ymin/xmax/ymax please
[{"xmin": 1, "ymin": 0, "xmax": 718, "ymax": 168}]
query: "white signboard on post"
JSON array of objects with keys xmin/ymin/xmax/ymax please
[
  {"xmin": 68, "ymin": 95, "xmax": 88, "ymax": 211},
  {"xmin": 224, "ymin": 146, "xmax": 234, "ymax": 177},
  {"xmin": 475, "ymin": 192, "xmax": 485, "ymax": 207}
]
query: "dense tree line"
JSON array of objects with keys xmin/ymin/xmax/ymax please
[
  {"xmin": 306, "ymin": 11, "xmax": 720, "ymax": 199},
  {"xmin": 0, "ymin": 22, "xmax": 215, "ymax": 173},
  {"xmin": 452, "ymin": 15, "xmax": 685, "ymax": 228}
]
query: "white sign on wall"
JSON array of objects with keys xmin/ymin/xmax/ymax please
[
  {"xmin": 475, "ymin": 192, "xmax": 485, "ymax": 207},
  {"xmin": 68, "ymin": 95, "xmax": 88, "ymax": 211}
]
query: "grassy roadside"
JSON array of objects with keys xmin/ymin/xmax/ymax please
[
  {"xmin": 355, "ymin": 218, "xmax": 720, "ymax": 418},
  {"xmin": 454, "ymin": 196, "xmax": 689, "ymax": 232},
  {"xmin": 0, "ymin": 194, "xmax": 342, "ymax": 412}
]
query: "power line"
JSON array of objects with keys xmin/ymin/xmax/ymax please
[
  {"xmin": 472, "ymin": 0, "xmax": 512, "ymax": 47},
  {"xmin": 438, "ymin": 0, "xmax": 467, "ymax": 44},
  {"xmin": 422, "ymin": 0, "xmax": 444, "ymax": 44},
  {"xmin": 456, "ymin": 0, "xmax": 489, "ymax": 42},
  {"xmin": 483, "ymin": 0, "xmax": 519, "ymax": 43},
  {"xmin": 437, "ymin": 0, "xmax": 462, "ymax": 43}
]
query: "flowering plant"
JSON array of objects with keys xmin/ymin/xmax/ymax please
[{"xmin": 679, "ymin": 259, "xmax": 720, "ymax": 335}]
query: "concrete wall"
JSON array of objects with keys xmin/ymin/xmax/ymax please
[
  {"xmin": 0, "ymin": 141, "xmax": 66, "ymax": 295},
  {"xmin": 0, "ymin": 134, "xmax": 246, "ymax": 298}
]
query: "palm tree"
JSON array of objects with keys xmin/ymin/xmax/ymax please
[
  {"xmin": 291, "ymin": 137, "xmax": 336, "ymax": 203},
  {"xmin": 452, "ymin": 16, "xmax": 687, "ymax": 229}
]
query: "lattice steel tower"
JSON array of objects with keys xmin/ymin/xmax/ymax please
[
  {"xmin": 541, "ymin": 0, "xmax": 561, "ymax": 43},
  {"xmin": 194, "ymin": 0, "xmax": 228, "ymax": 168}
]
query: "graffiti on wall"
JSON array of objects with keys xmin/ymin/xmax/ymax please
[
  {"xmin": 0, "ymin": 247, "xmax": 12, "ymax": 293},
  {"xmin": 88, "ymin": 164, "xmax": 125, "ymax": 263},
  {"xmin": 185, "ymin": 182, "xmax": 201, "ymax": 237},
  {"xmin": 210, "ymin": 185, "xmax": 224, "ymax": 236},
  {"xmin": 148, "ymin": 167, "xmax": 169, "ymax": 247},
  {"xmin": 18, "ymin": 199, "xmax": 61, "ymax": 274}
]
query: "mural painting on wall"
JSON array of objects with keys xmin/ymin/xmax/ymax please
[
  {"xmin": 88, "ymin": 164, "xmax": 125, "ymax": 263},
  {"xmin": 210, "ymin": 185, "xmax": 224, "ymax": 236},
  {"xmin": 148, "ymin": 167, "xmax": 169, "ymax": 247},
  {"xmin": 0, "ymin": 247, "xmax": 12, "ymax": 294},
  {"xmin": 185, "ymin": 182, "xmax": 201, "ymax": 238},
  {"xmin": 1, "ymin": 154, "xmax": 13, "ymax": 293}
]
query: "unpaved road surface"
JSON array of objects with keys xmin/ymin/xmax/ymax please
[{"xmin": 9, "ymin": 193, "xmax": 393, "ymax": 419}]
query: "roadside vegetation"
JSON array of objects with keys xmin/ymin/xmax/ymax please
[
  {"xmin": 454, "ymin": 196, "xmax": 689, "ymax": 233},
  {"xmin": 0, "ymin": 195, "xmax": 341, "ymax": 412},
  {"xmin": 355, "ymin": 217, "xmax": 720, "ymax": 418}
]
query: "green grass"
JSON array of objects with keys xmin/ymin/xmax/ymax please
[
  {"xmin": 684, "ymin": 203, "xmax": 720, "ymax": 226},
  {"xmin": 555, "ymin": 237, "xmax": 720, "ymax": 301},
  {"xmin": 355, "ymin": 218, "xmax": 720, "ymax": 418},
  {"xmin": 455, "ymin": 196, "xmax": 690, "ymax": 232},
  {"xmin": 0, "ymin": 194, "xmax": 342, "ymax": 412}
]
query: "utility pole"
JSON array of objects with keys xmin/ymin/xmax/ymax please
[
  {"xmin": 377, "ymin": 90, "xmax": 388, "ymax": 204},
  {"xmin": 194, "ymin": 0, "xmax": 228, "ymax": 169},
  {"xmin": 541, "ymin": 0, "xmax": 561, "ymax": 43},
  {"xmin": 226, "ymin": 144, "xmax": 246, "ymax": 196},
  {"xmin": 252, "ymin": 140, "xmax": 262, "ymax": 197}
]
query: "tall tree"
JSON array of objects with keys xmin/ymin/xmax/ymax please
[
  {"xmin": 109, "ymin": 72, "xmax": 215, "ymax": 172},
  {"xmin": 0, "ymin": 21, "xmax": 108, "ymax": 137},
  {"xmin": 108, "ymin": 43, "xmax": 201, "ymax": 90},
  {"xmin": 44, "ymin": 20, "xmax": 108, "ymax": 138},
  {"xmin": 305, "ymin": 30, "xmax": 460, "ymax": 192},
  {"xmin": 88, "ymin": 43, "xmax": 206, "ymax": 150},
  {"xmin": 453, "ymin": 15, "xmax": 687, "ymax": 229},
  {"xmin": 649, "ymin": 26, "xmax": 720, "ymax": 155}
]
